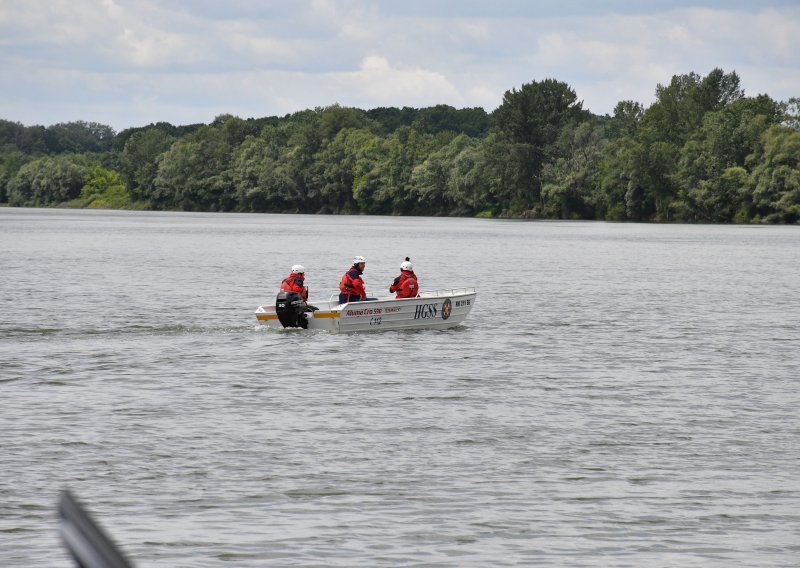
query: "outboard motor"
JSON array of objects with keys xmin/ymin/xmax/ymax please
[{"xmin": 275, "ymin": 291, "xmax": 308, "ymax": 329}]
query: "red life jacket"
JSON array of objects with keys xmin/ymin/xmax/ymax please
[
  {"xmin": 389, "ymin": 270, "xmax": 418, "ymax": 298},
  {"xmin": 339, "ymin": 266, "xmax": 366, "ymax": 299},
  {"xmin": 281, "ymin": 272, "xmax": 308, "ymax": 300}
]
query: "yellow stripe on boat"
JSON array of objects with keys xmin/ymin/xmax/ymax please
[
  {"xmin": 313, "ymin": 311, "xmax": 340, "ymax": 319},
  {"xmin": 257, "ymin": 311, "xmax": 339, "ymax": 321}
]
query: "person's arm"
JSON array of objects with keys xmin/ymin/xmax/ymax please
[
  {"xmin": 296, "ymin": 277, "xmax": 309, "ymax": 300},
  {"xmin": 352, "ymin": 274, "xmax": 367, "ymax": 298}
]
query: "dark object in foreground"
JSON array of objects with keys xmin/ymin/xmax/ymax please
[{"xmin": 58, "ymin": 490, "xmax": 134, "ymax": 568}]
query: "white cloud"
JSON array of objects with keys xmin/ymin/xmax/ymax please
[
  {"xmin": 662, "ymin": 24, "xmax": 693, "ymax": 44},
  {"xmin": 346, "ymin": 56, "xmax": 460, "ymax": 103},
  {"xmin": 226, "ymin": 29, "xmax": 303, "ymax": 62},
  {"xmin": 682, "ymin": 7, "xmax": 799, "ymax": 61},
  {"xmin": 113, "ymin": 27, "xmax": 192, "ymax": 68},
  {"xmin": 0, "ymin": 1, "xmax": 797, "ymax": 129}
]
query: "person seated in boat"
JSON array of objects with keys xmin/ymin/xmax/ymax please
[
  {"xmin": 339, "ymin": 256, "xmax": 368, "ymax": 303},
  {"xmin": 389, "ymin": 257, "xmax": 419, "ymax": 298},
  {"xmin": 281, "ymin": 264, "xmax": 309, "ymax": 301}
]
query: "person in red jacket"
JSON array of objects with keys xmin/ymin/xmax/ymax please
[
  {"xmin": 339, "ymin": 256, "xmax": 367, "ymax": 303},
  {"xmin": 389, "ymin": 257, "xmax": 419, "ymax": 298},
  {"xmin": 281, "ymin": 264, "xmax": 308, "ymax": 301}
]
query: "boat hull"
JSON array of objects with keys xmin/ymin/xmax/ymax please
[{"xmin": 255, "ymin": 288, "xmax": 476, "ymax": 333}]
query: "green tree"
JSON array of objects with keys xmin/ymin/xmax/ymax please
[
  {"xmin": 412, "ymin": 105, "xmax": 490, "ymax": 137},
  {"xmin": 317, "ymin": 105, "xmax": 374, "ymax": 141},
  {"xmin": 314, "ymin": 127, "xmax": 383, "ymax": 214},
  {"xmin": 645, "ymin": 139, "xmax": 679, "ymax": 220},
  {"xmin": 0, "ymin": 150, "xmax": 29, "ymax": 203},
  {"xmin": 371, "ymin": 127, "xmax": 444, "ymax": 214},
  {"xmin": 673, "ymin": 95, "xmax": 782, "ymax": 221},
  {"xmin": 596, "ymin": 136, "xmax": 648, "ymax": 221},
  {"xmin": 0, "ymin": 119, "xmax": 48, "ymax": 154},
  {"xmin": 312, "ymin": 128, "xmax": 357, "ymax": 213},
  {"xmin": 230, "ymin": 126, "xmax": 303, "ymax": 212},
  {"xmin": 7, "ymin": 155, "xmax": 88, "ymax": 206},
  {"xmin": 491, "ymin": 78, "xmax": 588, "ymax": 209},
  {"xmin": 410, "ymin": 133, "xmax": 484, "ymax": 215},
  {"xmin": 541, "ymin": 121, "xmax": 605, "ymax": 219},
  {"xmin": 606, "ymin": 101, "xmax": 643, "ymax": 139},
  {"xmin": 749, "ymin": 125, "xmax": 800, "ymax": 222},
  {"xmin": 783, "ymin": 97, "xmax": 800, "ymax": 129},
  {"xmin": 80, "ymin": 165, "xmax": 130, "ymax": 208},
  {"xmin": 445, "ymin": 136, "xmax": 485, "ymax": 214},
  {"xmin": 468, "ymin": 133, "xmax": 536, "ymax": 217},
  {"xmin": 283, "ymin": 114, "xmax": 325, "ymax": 211},
  {"xmin": 114, "ymin": 121, "xmax": 202, "ymax": 153},
  {"xmin": 349, "ymin": 130, "xmax": 385, "ymax": 214},
  {"xmin": 211, "ymin": 114, "xmax": 264, "ymax": 148},
  {"xmin": 643, "ymin": 69, "xmax": 743, "ymax": 148},
  {"xmin": 44, "ymin": 121, "xmax": 116, "ymax": 154},
  {"xmin": 153, "ymin": 126, "xmax": 234, "ymax": 211},
  {"xmin": 409, "ymin": 133, "xmax": 456, "ymax": 214},
  {"xmin": 120, "ymin": 126, "xmax": 176, "ymax": 202},
  {"xmin": 365, "ymin": 106, "xmax": 419, "ymax": 134}
]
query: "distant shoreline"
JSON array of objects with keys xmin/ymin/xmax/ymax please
[
  {"xmin": 3, "ymin": 71, "xmax": 799, "ymax": 224},
  {"xmin": 5, "ymin": 203, "xmax": 799, "ymax": 226}
]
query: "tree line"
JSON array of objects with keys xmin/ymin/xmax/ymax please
[{"xmin": 2, "ymin": 68, "xmax": 798, "ymax": 223}]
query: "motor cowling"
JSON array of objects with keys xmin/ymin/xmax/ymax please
[{"xmin": 275, "ymin": 291, "xmax": 308, "ymax": 329}]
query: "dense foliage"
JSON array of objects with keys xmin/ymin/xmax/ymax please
[{"xmin": 1, "ymin": 70, "xmax": 798, "ymax": 222}]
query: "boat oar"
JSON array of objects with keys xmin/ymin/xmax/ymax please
[{"xmin": 58, "ymin": 489, "xmax": 134, "ymax": 568}]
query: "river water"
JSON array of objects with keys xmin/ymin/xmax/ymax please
[{"xmin": 1, "ymin": 208, "xmax": 798, "ymax": 567}]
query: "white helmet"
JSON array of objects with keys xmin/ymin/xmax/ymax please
[
  {"xmin": 352, "ymin": 255, "xmax": 366, "ymax": 264},
  {"xmin": 291, "ymin": 264, "xmax": 305, "ymax": 274},
  {"xmin": 400, "ymin": 260, "xmax": 413, "ymax": 271}
]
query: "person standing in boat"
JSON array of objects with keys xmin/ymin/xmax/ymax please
[
  {"xmin": 281, "ymin": 264, "xmax": 309, "ymax": 301},
  {"xmin": 389, "ymin": 257, "xmax": 419, "ymax": 298},
  {"xmin": 339, "ymin": 256, "xmax": 368, "ymax": 303}
]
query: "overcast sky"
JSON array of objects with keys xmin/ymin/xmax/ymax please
[{"xmin": 1, "ymin": 0, "xmax": 798, "ymax": 132}]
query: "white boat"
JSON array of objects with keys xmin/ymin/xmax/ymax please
[{"xmin": 255, "ymin": 287, "xmax": 476, "ymax": 333}]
